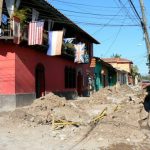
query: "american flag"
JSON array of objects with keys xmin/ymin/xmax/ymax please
[
  {"xmin": 74, "ymin": 43, "xmax": 85, "ymax": 63},
  {"xmin": 28, "ymin": 21, "xmax": 44, "ymax": 45}
]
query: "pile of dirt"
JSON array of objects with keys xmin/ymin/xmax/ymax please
[
  {"xmin": 2, "ymin": 84, "xmax": 150, "ymax": 150},
  {"xmin": 10, "ymin": 93, "xmax": 67, "ymax": 125},
  {"xmin": 89, "ymin": 84, "xmax": 141, "ymax": 104},
  {"xmin": 10, "ymin": 85, "xmax": 146, "ymax": 127}
]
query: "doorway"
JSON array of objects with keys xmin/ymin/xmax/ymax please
[
  {"xmin": 77, "ymin": 71, "xmax": 83, "ymax": 96},
  {"xmin": 102, "ymin": 74, "xmax": 106, "ymax": 88},
  {"xmin": 35, "ymin": 64, "xmax": 45, "ymax": 98}
]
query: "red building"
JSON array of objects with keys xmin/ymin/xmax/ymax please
[{"xmin": 0, "ymin": 0, "xmax": 99, "ymax": 111}]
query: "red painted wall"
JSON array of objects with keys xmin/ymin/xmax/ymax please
[
  {"xmin": 16, "ymin": 45, "xmax": 93, "ymax": 94},
  {"xmin": 0, "ymin": 41, "xmax": 93, "ymax": 95},
  {"xmin": 0, "ymin": 41, "xmax": 15, "ymax": 94},
  {"xmin": 15, "ymin": 46, "xmax": 79, "ymax": 94}
]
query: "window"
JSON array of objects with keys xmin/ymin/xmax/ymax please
[{"xmin": 65, "ymin": 66, "xmax": 76, "ymax": 88}]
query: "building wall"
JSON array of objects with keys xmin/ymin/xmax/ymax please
[
  {"xmin": 0, "ymin": 42, "xmax": 93, "ymax": 110},
  {"xmin": 94, "ymin": 62, "xmax": 102, "ymax": 91},
  {"xmin": 117, "ymin": 71, "xmax": 128, "ymax": 85},
  {"xmin": 109, "ymin": 62, "xmax": 131, "ymax": 73},
  {"xmin": 108, "ymin": 70, "xmax": 117, "ymax": 86},
  {"xmin": 94, "ymin": 61, "xmax": 117, "ymax": 91},
  {"xmin": 117, "ymin": 63, "xmax": 131, "ymax": 73},
  {"xmin": 0, "ymin": 41, "xmax": 16, "ymax": 111},
  {"xmin": 101, "ymin": 65, "xmax": 109, "ymax": 87},
  {"xmin": 15, "ymin": 45, "xmax": 79, "ymax": 94},
  {"xmin": 0, "ymin": 41, "xmax": 15, "ymax": 94}
]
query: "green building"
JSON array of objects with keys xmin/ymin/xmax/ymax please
[{"xmin": 94, "ymin": 58, "xmax": 117, "ymax": 91}]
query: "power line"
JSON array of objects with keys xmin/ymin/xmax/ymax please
[
  {"xmin": 92, "ymin": 0, "xmax": 132, "ymax": 35},
  {"xmin": 52, "ymin": 0, "xmax": 129, "ymax": 9},
  {"xmin": 65, "ymin": 14, "xmax": 138, "ymax": 21},
  {"xmin": 128, "ymin": 0, "xmax": 141, "ymax": 21},
  {"xmin": 19, "ymin": 1, "xmax": 138, "ymax": 19},
  {"xmin": 19, "ymin": 1, "xmax": 139, "ymax": 24},
  {"xmin": 74, "ymin": 21, "xmax": 139, "ymax": 27},
  {"xmin": 58, "ymin": 8, "xmax": 129, "ymax": 17},
  {"xmin": 1, "ymin": 5, "xmax": 140, "ymax": 28},
  {"xmin": 117, "ymin": 0, "xmax": 140, "ymax": 25},
  {"xmin": 103, "ymin": 14, "xmax": 128, "ymax": 56}
]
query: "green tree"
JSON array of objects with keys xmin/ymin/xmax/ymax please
[
  {"xmin": 111, "ymin": 53, "xmax": 122, "ymax": 58},
  {"xmin": 141, "ymin": 75, "xmax": 150, "ymax": 80},
  {"xmin": 131, "ymin": 65, "xmax": 139, "ymax": 77}
]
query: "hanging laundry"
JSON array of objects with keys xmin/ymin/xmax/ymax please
[
  {"xmin": 13, "ymin": 16, "xmax": 20, "ymax": 44},
  {"xmin": 47, "ymin": 31, "xmax": 63, "ymax": 56},
  {"xmin": 74, "ymin": 43, "xmax": 85, "ymax": 63},
  {"xmin": 48, "ymin": 19, "xmax": 54, "ymax": 31},
  {"xmin": 5, "ymin": 0, "xmax": 21, "ymax": 17},
  {"xmin": 32, "ymin": 8, "xmax": 39, "ymax": 21},
  {"xmin": 28, "ymin": 21, "xmax": 44, "ymax": 45}
]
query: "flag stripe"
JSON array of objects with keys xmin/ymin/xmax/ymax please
[{"xmin": 28, "ymin": 21, "xmax": 44, "ymax": 45}]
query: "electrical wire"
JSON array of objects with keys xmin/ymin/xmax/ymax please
[
  {"xmin": 57, "ymin": 8, "xmax": 128, "ymax": 17},
  {"xmin": 116, "ymin": 0, "xmax": 140, "ymax": 25},
  {"xmin": 15, "ymin": 1, "xmax": 140, "ymax": 26},
  {"xmin": 51, "ymin": 0, "xmax": 129, "ymax": 9},
  {"xmin": 103, "ymin": 14, "xmax": 128, "ymax": 56},
  {"xmin": 128, "ymin": 0, "xmax": 141, "ymax": 21},
  {"xmin": 65, "ymin": 14, "xmax": 138, "ymax": 21},
  {"xmin": 2, "ymin": 6, "xmax": 140, "ymax": 27},
  {"xmin": 92, "ymin": 0, "xmax": 131, "ymax": 35}
]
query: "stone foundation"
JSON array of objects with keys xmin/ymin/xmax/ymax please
[{"xmin": 0, "ymin": 93, "xmax": 36, "ymax": 112}]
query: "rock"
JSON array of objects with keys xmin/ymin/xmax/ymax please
[
  {"xmin": 34, "ymin": 117, "xmax": 43, "ymax": 124},
  {"xmin": 29, "ymin": 117, "xmax": 34, "ymax": 122},
  {"xmin": 59, "ymin": 134, "xmax": 66, "ymax": 140},
  {"xmin": 126, "ymin": 138, "xmax": 130, "ymax": 142},
  {"xmin": 97, "ymin": 137, "xmax": 104, "ymax": 141}
]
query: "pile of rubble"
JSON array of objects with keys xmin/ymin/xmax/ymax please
[
  {"xmin": 10, "ymin": 93, "xmax": 67, "ymax": 125},
  {"xmin": 4, "ymin": 84, "xmax": 150, "ymax": 149},
  {"xmin": 10, "ymin": 85, "xmax": 146, "ymax": 129}
]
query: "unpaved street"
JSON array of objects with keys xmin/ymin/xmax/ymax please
[{"xmin": 1, "ymin": 85, "xmax": 150, "ymax": 150}]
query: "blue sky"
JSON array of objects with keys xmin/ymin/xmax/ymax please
[{"xmin": 48, "ymin": 0, "xmax": 150, "ymax": 75}]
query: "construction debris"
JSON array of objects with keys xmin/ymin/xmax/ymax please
[
  {"xmin": 91, "ymin": 107, "xmax": 107, "ymax": 123},
  {"xmin": 1, "ymin": 84, "xmax": 150, "ymax": 149}
]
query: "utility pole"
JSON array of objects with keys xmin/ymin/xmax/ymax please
[{"xmin": 139, "ymin": 0, "xmax": 150, "ymax": 73}]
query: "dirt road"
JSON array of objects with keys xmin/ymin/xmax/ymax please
[{"xmin": 1, "ymin": 85, "xmax": 150, "ymax": 150}]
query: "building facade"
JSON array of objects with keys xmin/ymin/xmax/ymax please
[
  {"xmin": 94, "ymin": 58, "xmax": 117, "ymax": 91},
  {"xmin": 0, "ymin": 0, "xmax": 99, "ymax": 111}
]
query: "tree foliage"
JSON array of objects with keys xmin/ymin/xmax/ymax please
[
  {"xmin": 111, "ymin": 53, "xmax": 122, "ymax": 58},
  {"xmin": 141, "ymin": 75, "xmax": 150, "ymax": 80},
  {"xmin": 131, "ymin": 65, "xmax": 139, "ymax": 77},
  {"xmin": 13, "ymin": 8, "xmax": 31, "ymax": 28}
]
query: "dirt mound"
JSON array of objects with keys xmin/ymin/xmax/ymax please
[
  {"xmin": 10, "ymin": 93, "xmax": 67, "ymax": 125},
  {"xmin": 2, "ymin": 85, "xmax": 150, "ymax": 150},
  {"xmin": 89, "ymin": 85, "xmax": 139, "ymax": 104},
  {"xmin": 10, "ymin": 85, "xmax": 146, "ymax": 127}
]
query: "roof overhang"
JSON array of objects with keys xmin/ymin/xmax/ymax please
[{"xmin": 21, "ymin": 0, "xmax": 100, "ymax": 44}]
